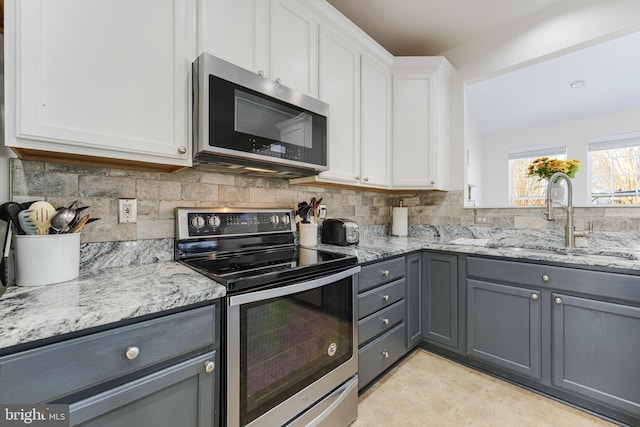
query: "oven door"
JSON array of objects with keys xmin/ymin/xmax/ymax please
[{"xmin": 227, "ymin": 266, "xmax": 360, "ymax": 427}]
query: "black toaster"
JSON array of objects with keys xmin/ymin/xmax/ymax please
[{"xmin": 321, "ymin": 218, "xmax": 359, "ymax": 246}]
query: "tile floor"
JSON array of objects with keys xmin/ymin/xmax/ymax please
[{"xmin": 352, "ymin": 350, "xmax": 617, "ymax": 426}]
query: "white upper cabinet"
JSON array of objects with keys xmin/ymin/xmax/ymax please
[
  {"xmin": 317, "ymin": 25, "xmax": 361, "ymax": 184},
  {"xmin": 200, "ymin": 0, "xmax": 318, "ymax": 97},
  {"xmin": 392, "ymin": 57, "xmax": 454, "ymax": 190},
  {"xmin": 360, "ymin": 55, "xmax": 391, "ymax": 187},
  {"xmin": 198, "ymin": 0, "xmax": 269, "ymax": 75},
  {"xmin": 4, "ymin": 0, "xmax": 196, "ymax": 170},
  {"xmin": 270, "ymin": 0, "xmax": 319, "ymax": 97}
]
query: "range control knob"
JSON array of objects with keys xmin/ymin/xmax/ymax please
[
  {"xmin": 208, "ymin": 215, "xmax": 221, "ymax": 228},
  {"xmin": 191, "ymin": 215, "xmax": 206, "ymax": 229},
  {"xmin": 270, "ymin": 215, "xmax": 280, "ymax": 225},
  {"xmin": 280, "ymin": 214, "xmax": 290, "ymax": 225}
]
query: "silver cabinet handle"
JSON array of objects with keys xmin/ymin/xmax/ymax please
[
  {"xmin": 382, "ymin": 318, "xmax": 389, "ymax": 325},
  {"xmin": 204, "ymin": 361, "xmax": 215, "ymax": 373},
  {"xmin": 382, "ymin": 294, "xmax": 389, "ymax": 301},
  {"xmin": 364, "ymin": 177, "xmax": 369, "ymax": 182},
  {"xmin": 381, "ymin": 350, "xmax": 389, "ymax": 359},
  {"xmin": 125, "ymin": 346, "xmax": 140, "ymax": 360},
  {"xmin": 177, "ymin": 146, "xmax": 187, "ymax": 154},
  {"xmin": 381, "ymin": 270, "xmax": 389, "ymax": 277},
  {"xmin": 275, "ymin": 77, "xmax": 282, "ymax": 84},
  {"xmin": 555, "ymin": 297, "xmax": 563, "ymax": 305},
  {"xmin": 531, "ymin": 293, "xmax": 539, "ymax": 300},
  {"xmin": 355, "ymin": 176, "xmax": 360, "ymax": 181},
  {"xmin": 258, "ymin": 70, "xmax": 265, "ymax": 77},
  {"xmin": 542, "ymin": 274, "xmax": 550, "ymax": 282}
]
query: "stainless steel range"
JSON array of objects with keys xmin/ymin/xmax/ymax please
[{"xmin": 175, "ymin": 207, "xmax": 360, "ymax": 427}]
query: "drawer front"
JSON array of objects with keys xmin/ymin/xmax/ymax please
[
  {"xmin": 358, "ymin": 300, "xmax": 406, "ymax": 346},
  {"xmin": 0, "ymin": 305, "xmax": 216, "ymax": 404},
  {"xmin": 358, "ymin": 278, "xmax": 405, "ymax": 319},
  {"xmin": 358, "ymin": 323, "xmax": 406, "ymax": 390},
  {"xmin": 467, "ymin": 257, "xmax": 640, "ymax": 303},
  {"xmin": 359, "ymin": 257, "xmax": 405, "ymax": 292}
]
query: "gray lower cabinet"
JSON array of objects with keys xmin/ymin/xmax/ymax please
[
  {"xmin": 552, "ymin": 293, "xmax": 640, "ymax": 418},
  {"xmin": 406, "ymin": 253, "xmax": 424, "ymax": 349},
  {"xmin": 70, "ymin": 351, "xmax": 216, "ymax": 427},
  {"xmin": 357, "ymin": 256, "xmax": 408, "ymax": 390},
  {"xmin": 0, "ymin": 304, "xmax": 219, "ymax": 426},
  {"xmin": 422, "ymin": 252, "xmax": 459, "ymax": 351},
  {"xmin": 466, "ymin": 279, "xmax": 541, "ymax": 380}
]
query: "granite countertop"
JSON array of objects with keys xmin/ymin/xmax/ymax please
[
  {"xmin": 3, "ymin": 234, "xmax": 640, "ymax": 354},
  {"xmin": 0, "ymin": 262, "xmax": 226, "ymax": 353}
]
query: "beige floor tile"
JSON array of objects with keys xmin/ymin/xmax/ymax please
[{"xmin": 353, "ymin": 350, "xmax": 617, "ymax": 427}]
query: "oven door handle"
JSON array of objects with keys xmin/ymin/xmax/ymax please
[{"xmin": 228, "ymin": 265, "xmax": 360, "ymax": 306}]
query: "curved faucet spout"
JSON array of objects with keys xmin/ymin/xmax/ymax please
[{"xmin": 545, "ymin": 172, "xmax": 572, "ymax": 220}]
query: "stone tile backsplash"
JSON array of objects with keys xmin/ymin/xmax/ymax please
[{"xmin": 11, "ymin": 159, "xmax": 640, "ymax": 247}]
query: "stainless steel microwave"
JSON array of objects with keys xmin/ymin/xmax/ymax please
[{"xmin": 192, "ymin": 53, "xmax": 329, "ymax": 176}]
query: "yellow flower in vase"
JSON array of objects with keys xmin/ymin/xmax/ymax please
[{"xmin": 527, "ymin": 157, "xmax": 580, "ymax": 181}]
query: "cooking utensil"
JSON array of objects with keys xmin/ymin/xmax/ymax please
[
  {"xmin": 18, "ymin": 210, "xmax": 37, "ymax": 235},
  {"xmin": 28, "ymin": 201, "xmax": 56, "ymax": 235},
  {"xmin": 0, "ymin": 223, "xmax": 11, "ymax": 286},
  {"xmin": 50, "ymin": 208, "xmax": 76, "ymax": 234},
  {"xmin": 70, "ymin": 214, "xmax": 90, "ymax": 233},
  {"xmin": 1, "ymin": 202, "xmax": 25, "ymax": 235}
]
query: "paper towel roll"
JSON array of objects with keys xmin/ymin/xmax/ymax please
[{"xmin": 392, "ymin": 207, "xmax": 408, "ymax": 236}]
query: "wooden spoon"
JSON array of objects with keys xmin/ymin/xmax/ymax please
[
  {"xmin": 70, "ymin": 214, "xmax": 90, "ymax": 233},
  {"xmin": 28, "ymin": 201, "xmax": 56, "ymax": 235}
]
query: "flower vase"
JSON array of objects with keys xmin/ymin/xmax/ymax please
[{"xmin": 550, "ymin": 177, "xmax": 568, "ymax": 205}]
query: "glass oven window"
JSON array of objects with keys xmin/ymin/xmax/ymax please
[{"xmin": 239, "ymin": 278, "xmax": 353, "ymax": 425}]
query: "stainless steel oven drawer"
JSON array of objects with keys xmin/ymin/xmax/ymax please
[
  {"xmin": 358, "ymin": 300, "xmax": 406, "ymax": 345},
  {"xmin": 358, "ymin": 323, "xmax": 406, "ymax": 389},
  {"xmin": 0, "ymin": 305, "xmax": 216, "ymax": 404},
  {"xmin": 359, "ymin": 257, "xmax": 405, "ymax": 292},
  {"xmin": 358, "ymin": 278, "xmax": 405, "ymax": 319}
]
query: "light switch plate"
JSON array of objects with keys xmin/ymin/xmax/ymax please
[{"xmin": 118, "ymin": 198, "xmax": 137, "ymax": 223}]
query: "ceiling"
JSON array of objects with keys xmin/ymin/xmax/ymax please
[{"xmin": 326, "ymin": 0, "xmax": 566, "ymax": 55}]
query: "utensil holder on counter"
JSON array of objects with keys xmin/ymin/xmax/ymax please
[
  {"xmin": 14, "ymin": 233, "xmax": 80, "ymax": 286},
  {"xmin": 299, "ymin": 223, "xmax": 318, "ymax": 246}
]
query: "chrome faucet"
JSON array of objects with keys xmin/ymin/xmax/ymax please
[{"xmin": 544, "ymin": 172, "xmax": 590, "ymax": 248}]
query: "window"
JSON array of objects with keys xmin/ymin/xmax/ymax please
[
  {"xmin": 508, "ymin": 147, "xmax": 566, "ymax": 206},
  {"xmin": 588, "ymin": 136, "xmax": 640, "ymax": 205}
]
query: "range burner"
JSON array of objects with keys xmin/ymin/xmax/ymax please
[{"xmin": 175, "ymin": 207, "xmax": 357, "ymax": 293}]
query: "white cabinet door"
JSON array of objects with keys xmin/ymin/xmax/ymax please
[
  {"xmin": 392, "ymin": 57, "xmax": 453, "ymax": 190},
  {"xmin": 270, "ymin": 0, "xmax": 319, "ymax": 97},
  {"xmin": 360, "ymin": 55, "xmax": 391, "ymax": 187},
  {"xmin": 6, "ymin": 0, "xmax": 195, "ymax": 169},
  {"xmin": 318, "ymin": 26, "xmax": 361, "ymax": 184},
  {"xmin": 198, "ymin": 0, "xmax": 269, "ymax": 75}
]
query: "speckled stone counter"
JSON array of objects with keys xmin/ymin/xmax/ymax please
[
  {"xmin": 314, "ymin": 235, "xmax": 640, "ymax": 272},
  {"xmin": 0, "ymin": 262, "xmax": 225, "ymax": 352}
]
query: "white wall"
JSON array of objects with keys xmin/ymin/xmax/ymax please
[
  {"xmin": 481, "ymin": 107, "xmax": 640, "ymax": 207},
  {"xmin": 441, "ymin": 0, "xmax": 640, "ymax": 195}
]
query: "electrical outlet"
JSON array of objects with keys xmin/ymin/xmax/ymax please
[
  {"xmin": 475, "ymin": 216, "xmax": 489, "ymax": 224},
  {"xmin": 118, "ymin": 198, "xmax": 137, "ymax": 223},
  {"xmin": 318, "ymin": 205, "xmax": 327, "ymax": 219}
]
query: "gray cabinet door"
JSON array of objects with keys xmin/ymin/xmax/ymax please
[
  {"xmin": 406, "ymin": 253, "xmax": 424, "ymax": 349},
  {"xmin": 552, "ymin": 294, "xmax": 640, "ymax": 418},
  {"xmin": 69, "ymin": 351, "xmax": 217, "ymax": 427},
  {"xmin": 467, "ymin": 279, "xmax": 541, "ymax": 380},
  {"xmin": 422, "ymin": 252, "xmax": 458, "ymax": 350}
]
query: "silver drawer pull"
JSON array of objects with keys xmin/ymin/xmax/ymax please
[
  {"xmin": 125, "ymin": 346, "xmax": 140, "ymax": 360},
  {"xmin": 531, "ymin": 293, "xmax": 539, "ymax": 300},
  {"xmin": 382, "ymin": 294, "xmax": 389, "ymax": 301},
  {"xmin": 542, "ymin": 274, "xmax": 550, "ymax": 282},
  {"xmin": 204, "ymin": 361, "xmax": 215, "ymax": 373},
  {"xmin": 381, "ymin": 270, "xmax": 389, "ymax": 277},
  {"xmin": 382, "ymin": 318, "xmax": 389, "ymax": 325},
  {"xmin": 555, "ymin": 297, "xmax": 563, "ymax": 305},
  {"xmin": 382, "ymin": 350, "xmax": 390, "ymax": 358}
]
